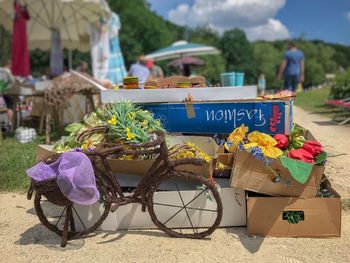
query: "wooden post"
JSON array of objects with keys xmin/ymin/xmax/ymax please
[{"xmin": 45, "ymin": 106, "xmax": 52, "ymax": 144}]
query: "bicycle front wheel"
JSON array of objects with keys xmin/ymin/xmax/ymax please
[{"xmin": 147, "ymin": 171, "xmax": 223, "ymax": 239}]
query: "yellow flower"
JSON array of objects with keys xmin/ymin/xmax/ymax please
[
  {"xmin": 81, "ymin": 139, "xmax": 94, "ymax": 149},
  {"xmin": 107, "ymin": 115, "xmax": 117, "ymax": 125},
  {"xmin": 127, "ymin": 112, "xmax": 136, "ymax": 120},
  {"xmin": 225, "ymin": 124, "xmax": 249, "ymax": 152},
  {"xmin": 246, "ymin": 131, "xmax": 283, "ymax": 158},
  {"xmin": 125, "ymin": 127, "xmax": 136, "ymax": 141},
  {"xmin": 141, "ymin": 120, "xmax": 148, "ymax": 129},
  {"xmin": 156, "ymin": 120, "xmax": 161, "ymax": 126}
]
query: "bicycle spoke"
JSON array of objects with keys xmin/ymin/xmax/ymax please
[
  {"xmin": 153, "ymin": 202, "xmax": 217, "ymax": 212},
  {"xmin": 55, "ymin": 206, "xmax": 66, "ymax": 227},
  {"xmin": 72, "ymin": 205, "xmax": 87, "ymax": 230},
  {"xmin": 175, "ymin": 181, "xmax": 196, "ymax": 234},
  {"xmin": 162, "ymin": 188, "xmax": 208, "ymax": 225}
]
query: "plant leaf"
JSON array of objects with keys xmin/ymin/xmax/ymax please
[
  {"xmin": 315, "ymin": 151, "xmax": 327, "ymax": 165},
  {"xmin": 280, "ymin": 157, "xmax": 313, "ymax": 184}
]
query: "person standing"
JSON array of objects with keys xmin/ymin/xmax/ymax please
[
  {"xmin": 128, "ymin": 56, "xmax": 150, "ymax": 84},
  {"xmin": 0, "ymin": 60, "xmax": 15, "ymax": 129},
  {"xmin": 277, "ymin": 41, "xmax": 304, "ymax": 93},
  {"xmin": 258, "ymin": 74, "xmax": 266, "ymax": 96},
  {"xmin": 146, "ymin": 59, "xmax": 164, "ymax": 80},
  {"xmin": 76, "ymin": 61, "xmax": 89, "ymax": 73}
]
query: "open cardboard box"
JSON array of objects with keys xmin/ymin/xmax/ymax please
[
  {"xmin": 73, "ymin": 176, "xmax": 246, "ymax": 230},
  {"xmin": 213, "ymin": 145, "xmax": 234, "ymax": 178},
  {"xmin": 36, "ymin": 135, "xmax": 218, "ymax": 178},
  {"xmin": 230, "ymin": 126, "xmax": 324, "ymax": 197},
  {"xmin": 247, "ymin": 177, "xmax": 341, "ymax": 237}
]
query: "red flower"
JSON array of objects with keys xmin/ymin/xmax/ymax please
[
  {"xmin": 274, "ymin": 134, "xmax": 289, "ymax": 149},
  {"xmin": 302, "ymin": 140, "xmax": 323, "ymax": 157},
  {"xmin": 288, "ymin": 148, "xmax": 314, "ymax": 163}
]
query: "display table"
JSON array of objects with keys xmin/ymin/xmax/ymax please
[{"xmin": 101, "ymin": 86, "xmax": 258, "ymax": 103}]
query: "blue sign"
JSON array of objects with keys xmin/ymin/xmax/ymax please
[{"xmin": 141, "ymin": 100, "xmax": 293, "ymax": 134}]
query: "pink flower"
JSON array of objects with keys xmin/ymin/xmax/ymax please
[
  {"xmin": 302, "ymin": 140, "xmax": 323, "ymax": 157},
  {"xmin": 288, "ymin": 148, "xmax": 314, "ymax": 163},
  {"xmin": 274, "ymin": 134, "xmax": 289, "ymax": 149}
]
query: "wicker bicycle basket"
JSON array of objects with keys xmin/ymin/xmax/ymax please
[{"xmin": 30, "ymin": 179, "xmax": 72, "ymax": 206}]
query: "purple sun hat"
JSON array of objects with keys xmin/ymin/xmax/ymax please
[{"xmin": 27, "ymin": 152, "xmax": 99, "ymax": 205}]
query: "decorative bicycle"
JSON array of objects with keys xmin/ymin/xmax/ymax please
[{"xmin": 27, "ymin": 129, "xmax": 223, "ymax": 247}]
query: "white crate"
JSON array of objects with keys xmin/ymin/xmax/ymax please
[{"xmin": 73, "ymin": 176, "xmax": 246, "ymax": 230}]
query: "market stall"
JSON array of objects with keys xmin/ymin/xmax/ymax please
[{"xmin": 25, "ymin": 72, "xmax": 340, "ymax": 248}]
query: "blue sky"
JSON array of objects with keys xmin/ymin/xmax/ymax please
[{"xmin": 148, "ymin": 0, "xmax": 350, "ymax": 45}]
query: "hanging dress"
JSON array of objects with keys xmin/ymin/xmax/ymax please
[{"xmin": 11, "ymin": 1, "xmax": 30, "ymax": 77}]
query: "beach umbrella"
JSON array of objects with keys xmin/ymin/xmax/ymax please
[
  {"xmin": 145, "ymin": 40, "xmax": 220, "ymax": 62},
  {"xmin": 0, "ymin": 0, "xmax": 111, "ymax": 75},
  {"xmin": 167, "ymin": 56, "xmax": 205, "ymax": 67}
]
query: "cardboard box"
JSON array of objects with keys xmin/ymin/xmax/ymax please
[
  {"xmin": 141, "ymin": 99, "xmax": 293, "ymax": 134},
  {"xmin": 72, "ymin": 176, "xmax": 246, "ymax": 230},
  {"xmin": 230, "ymin": 127, "xmax": 324, "ymax": 197},
  {"xmin": 36, "ymin": 135, "xmax": 218, "ymax": 177},
  {"xmin": 247, "ymin": 179, "xmax": 341, "ymax": 237},
  {"xmin": 213, "ymin": 153, "xmax": 234, "ymax": 178},
  {"xmin": 101, "ymin": 86, "xmax": 257, "ymax": 104}
]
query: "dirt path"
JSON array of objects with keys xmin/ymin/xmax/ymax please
[
  {"xmin": 1, "ymin": 106, "xmax": 350, "ymax": 263},
  {"xmin": 293, "ymin": 106, "xmax": 350, "ymax": 198}
]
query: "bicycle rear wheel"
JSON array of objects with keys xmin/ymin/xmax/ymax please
[{"xmin": 147, "ymin": 171, "xmax": 223, "ymax": 239}]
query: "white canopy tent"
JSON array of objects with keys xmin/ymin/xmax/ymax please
[{"xmin": 0, "ymin": 0, "xmax": 111, "ymax": 69}]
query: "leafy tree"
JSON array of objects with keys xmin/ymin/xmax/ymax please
[
  {"xmin": 329, "ymin": 68, "xmax": 350, "ymax": 99},
  {"xmin": 108, "ymin": 0, "xmax": 181, "ymax": 67},
  {"xmin": 220, "ymin": 29, "xmax": 257, "ymax": 84},
  {"xmin": 0, "ymin": 26, "xmax": 11, "ymax": 65},
  {"xmin": 253, "ymin": 41, "xmax": 282, "ymax": 88},
  {"xmin": 188, "ymin": 27, "xmax": 225, "ymax": 84}
]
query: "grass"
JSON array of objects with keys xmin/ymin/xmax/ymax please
[
  {"xmin": 294, "ymin": 87, "xmax": 332, "ymax": 113},
  {"xmin": 294, "ymin": 86, "xmax": 350, "ymax": 122},
  {"xmin": 0, "ymin": 135, "xmax": 46, "ymax": 192}
]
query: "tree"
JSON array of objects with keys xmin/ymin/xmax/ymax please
[
  {"xmin": 220, "ymin": 29, "xmax": 257, "ymax": 84},
  {"xmin": 188, "ymin": 27, "xmax": 225, "ymax": 84},
  {"xmin": 108, "ymin": 0, "xmax": 182, "ymax": 67},
  {"xmin": 253, "ymin": 41, "xmax": 282, "ymax": 88}
]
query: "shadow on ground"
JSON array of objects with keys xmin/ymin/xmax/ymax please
[
  {"xmin": 16, "ymin": 223, "xmax": 85, "ymax": 251},
  {"xmin": 225, "ymin": 227, "xmax": 265, "ymax": 254}
]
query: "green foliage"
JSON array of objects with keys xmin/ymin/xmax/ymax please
[
  {"xmin": 108, "ymin": 0, "xmax": 182, "ymax": 67},
  {"xmin": 220, "ymin": 29, "xmax": 258, "ymax": 84},
  {"xmin": 329, "ymin": 68, "xmax": 350, "ymax": 99},
  {"xmin": 0, "ymin": 26, "xmax": 11, "ymax": 66},
  {"xmin": 280, "ymin": 157, "xmax": 313, "ymax": 184},
  {"xmin": 102, "ymin": 102, "xmax": 164, "ymax": 144},
  {"xmin": 253, "ymin": 41, "xmax": 282, "ymax": 88},
  {"xmin": 282, "ymin": 211, "xmax": 304, "ymax": 224},
  {"xmin": 188, "ymin": 27, "xmax": 225, "ymax": 84}
]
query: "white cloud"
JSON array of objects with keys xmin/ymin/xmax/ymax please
[
  {"xmin": 168, "ymin": 0, "xmax": 290, "ymax": 41},
  {"xmin": 346, "ymin": 11, "xmax": 350, "ymax": 21},
  {"xmin": 245, "ymin": 19, "xmax": 290, "ymax": 41},
  {"xmin": 168, "ymin": 4, "xmax": 190, "ymax": 26}
]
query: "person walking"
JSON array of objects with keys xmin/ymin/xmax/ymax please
[
  {"xmin": 277, "ymin": 41, "xmax": 304, "ymax": 93},
  {"xmin": 128, "ymin": 56, "xmax": 150, "ymax": 84}
]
